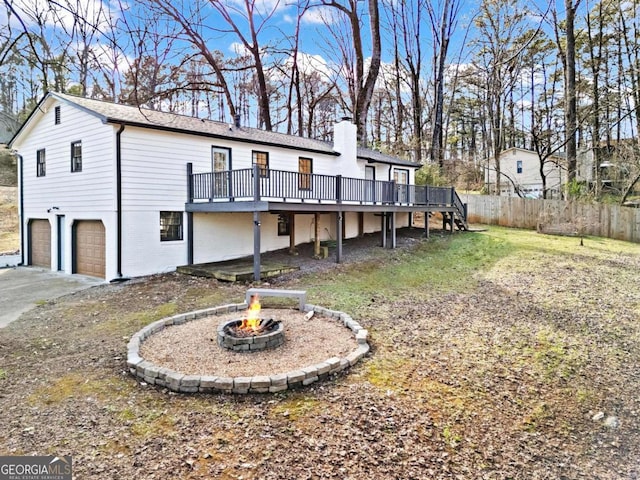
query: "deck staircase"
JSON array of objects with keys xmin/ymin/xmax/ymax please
[{"xmin": 443, "ymin": 190, "xmax": 469, "ymax": 231}]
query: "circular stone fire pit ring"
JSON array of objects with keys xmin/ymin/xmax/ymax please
[
  {"xmin": 217, "ymin": 318, "xmax": 285, "ymax": 352},
  {"xmin": 126, "ymin": 299, "xmax": 370, "ymax": 394}
]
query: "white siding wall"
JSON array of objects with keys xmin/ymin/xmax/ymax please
[
  {"xmin": 191, "ymin": 211, "xmax": 404, "ymax": 263},
  {"xmin": 14, "ymin": 99, "xmax": 116, "ymax": 278},
  {"xmin": 16, "ymin": 103, "xmax": 420, "ymax": 279}
]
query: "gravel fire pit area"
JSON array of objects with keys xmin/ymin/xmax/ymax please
[{"xmin": 126, "ymin": 292, "xmax": 370, "ymax": 394}]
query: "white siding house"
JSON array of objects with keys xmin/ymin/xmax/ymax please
[
  {"xmin": 10, "ymin": 93, "xmax": 467, "ymax": 281},
  {"xmin": 486, "ymin": 148, "xmax": 564, "ymax": 199}
]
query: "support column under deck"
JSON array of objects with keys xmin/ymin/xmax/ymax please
[
  {"xmin": 289, "ymin": 213, "xmax": 296, "ymax": 254},
  {"xmin": 391, "ymin": 212, "xmax": 397, "ymax": 248},
  {"xmin": 381, "ymin": 213, "xmax": 387, "ymax": 248},
  {"xmin": 253, "ymin": 211, "xmax": 261, "ymax": 281},
  {"xmin": 314, "ymin": 213, "xmax": 320, "ymax": 257},
  {"xmin": 424, "ymin": 211, "xmax": 430, "ymax": 238},
  {"xmin": 336, "ymin": 211, "xmax": 343, "ymax": 263}
]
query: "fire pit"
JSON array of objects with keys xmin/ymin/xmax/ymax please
[
  {"xmin": 126, "ymin": 289, "xmax": 370, "ymax": 394},
  {"xmin": 217, "ymin": 294, "xmax": 284, "ymax": 352}
]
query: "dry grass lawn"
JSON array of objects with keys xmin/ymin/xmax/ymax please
[{"xmin": 0, "ymin": 227, "xmax": 639, "ymax": 479}]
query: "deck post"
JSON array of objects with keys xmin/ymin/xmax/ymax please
[
  {"xmin": 424, "ymin": 211, "xmax": 430, "ymax": 238},
  {"xmin": 450, "ymin": 188, "xmax": 456, "ymax": 234},
  {"xmin": 391, "ymin": 211, "xmax": 397, "ymax": 248},
  {"xmin": 336, "ymin": 211, "xmax": 343, "ymax": 263},
  {"xmin": 381, "ymin": 213, "xmax": 387, "ymax": 248},
  {"xmin": 253, "ymin": 164, "xmax": 261, "ymax": 281},
  {"xmin": 314, "ymin": 213, "xmax": 320, "ymax": 257},
  {"xmin": 289, "ymin": 213, "xmax": 296, "ymax": 254}
]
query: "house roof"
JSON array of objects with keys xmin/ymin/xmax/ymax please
[
  {"xmin": 499, "ymin": 147, "xmax": 566, "ymax": 160},
  {"xmin": 10, "ymin": 92, "xmax": 419, "ymax": 168},
  {"xmin": 357, "ymin": 147, "xmax": 419, "ymax": 168}
]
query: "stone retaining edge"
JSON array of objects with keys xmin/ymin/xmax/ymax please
[{"xmin": 127, "ymin": 302, "xmax": 369, "ymax": 394}]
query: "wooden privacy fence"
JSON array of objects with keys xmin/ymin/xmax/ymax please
[{"xmin": 462, "ymin": 194, "xmax": 640, "ymax": 244}]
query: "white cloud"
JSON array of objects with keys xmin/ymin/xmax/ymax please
[
  {"xmin": 301, "ymin": 6, "xmax": 335, "ymax": 25},
  {"xmin": 297, "ymin": 52, "xmax": 331, "ymax": 77},
  {"xmin": 226, "ymin": 0, "xmax": 287, "ymax": 17},
  {"xmin": 8, "ymin": 0, "xmax": 118, "ymax": 32},
  {"xmin": 229, "ymin": 41, "xmax": 251, "ymax": 57}
]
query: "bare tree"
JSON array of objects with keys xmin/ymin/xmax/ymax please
[
  {"xmin": 426, "ymin": 0, "xmax": 463, "ymax": 168},
  {"xmin": 553, "ymin": 0, "xmax": 584, "ymax": 187},
  {"xmin": 317, "ymin": 0, "xmax": 381, "ymax": 143},
  {"xmin": 473, "ymin": 0, "xmax": 529, "ymax": 194}
]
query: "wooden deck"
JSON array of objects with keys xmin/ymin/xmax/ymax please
[{"xmin": 182, "ymin": 165, "xmax": 469, "ymax": 281}]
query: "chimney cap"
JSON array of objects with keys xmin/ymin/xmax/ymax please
[{"xmin": 340, "ymin": 116, "xmax": 352, "ymax": 122}]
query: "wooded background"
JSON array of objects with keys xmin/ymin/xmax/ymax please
[{"xmin": 2, "ymin": 0, "xmax": 640, "ymax": 201}]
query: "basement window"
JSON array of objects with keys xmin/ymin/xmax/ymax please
[
  {"xmin": 160, "ymin": 211, "xmax": 183, "ymax": 241},
  {"xmin": 277, "ymin": 214, "xmax": 290, "ymax": 236}
]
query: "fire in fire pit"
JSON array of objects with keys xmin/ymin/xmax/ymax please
[
  {"xmin": 217, "ymin": 295, "xmax": 285, "ymax": 352},
  {"xmin": 233, "ymin": 294, "xmax": 280, "ymax": 336}
]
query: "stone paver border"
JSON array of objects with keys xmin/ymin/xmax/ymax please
[{"xmin": 126, "ymin": 299, "xmax": 369, "ymax": 394}]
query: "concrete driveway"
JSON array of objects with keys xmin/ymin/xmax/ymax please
[{"xmin": 0, "ymin": 267, "xmax": 103, "ymax": 328}]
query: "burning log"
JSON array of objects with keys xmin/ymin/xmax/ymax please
[{"xmin": 226, "ymin": 317, "xmax": 281, "ymax": 338}]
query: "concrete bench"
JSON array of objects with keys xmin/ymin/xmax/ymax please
[{"xmin": 245, "ymin": 288, "xmax": 307, "ymax": 310}]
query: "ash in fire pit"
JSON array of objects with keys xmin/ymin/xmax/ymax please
[{"xmin": 217, "ymin": 295, "xmax": 285, "ymax": 352}]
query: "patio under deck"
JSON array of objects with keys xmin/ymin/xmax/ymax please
[
  {"xmin": 184, "ymin": 164, "xmax": 468, "ymax": 281},
  {"xmin": 177, "ymin": 258, "xmax": 300, "ymax": 282}
]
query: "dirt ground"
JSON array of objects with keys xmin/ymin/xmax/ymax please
[{"xmin": 1, "ymin": 226, "xmax": 639, "ymax": 479}]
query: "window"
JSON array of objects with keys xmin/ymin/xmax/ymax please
[
  {"xmin": 54, "ymin": 106, "xmax": 61, "ymax": 125},
  {"xmin": 299, "ymin": 157, "xmax": 312, "ymax": 190},
  {"xmin": 277, "ymin": 214, "xmax": 290, "ymax": 236},
  {"xmin": 36, "ymin": 149, "xmax": 46, "ymax": 177},
  {"xmin": 516, "ymin": 160, "xmax": 523, "ymax": 174},
  {"xmin": 160, "ymin": 211, "xmax": 183, "ymax": 241},
  {"xmin": 71, "ymin": 141, "xmax": 82, "ymax": 172},
  {"xmin": 252, "ymin": 151, "xmax": 269, "ymax": 178}
]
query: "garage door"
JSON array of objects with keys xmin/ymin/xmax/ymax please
[
  {"xmin": 74, "ymin": 220, "xmax": 105, "ymax": 278},
  {"xmin": 30, "ymin": 219, "xmax": 51, "ymax": 268}
]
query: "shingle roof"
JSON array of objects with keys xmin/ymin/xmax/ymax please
[
  {"xmin": 357, "ymin": 147, "xmax": 419, "ymax": 168},
  {"xmin": 51, "ymin": 92, "xmax": 338, "ymax": 156},
  {"xmin": 12, "ymin": 92, "xmax": 419, "ymax": 169}
]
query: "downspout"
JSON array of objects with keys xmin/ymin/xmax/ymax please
[
  {"xmin": 17, "ymin": 154, "xmax": 24, "ymax": 265},
  {"xmin": 116, "ymin": 124, "xmax": 125, "ymax": 279}
]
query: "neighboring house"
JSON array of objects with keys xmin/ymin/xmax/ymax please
[
  {"xmin": 485, "ymin": 147, "xmax": 564, "ymax": 199},
  {"xmin": 577, "ymin": 142, "xmax": 635, "ymax": 193},
  {"xmin": 9, "ymin": 92, "xmax": 467, "ymax": 281}
]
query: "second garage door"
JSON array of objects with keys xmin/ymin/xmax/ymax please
[{"xmin": 74, "ymin": 220, "xmax": 105, "ymax": 278}]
